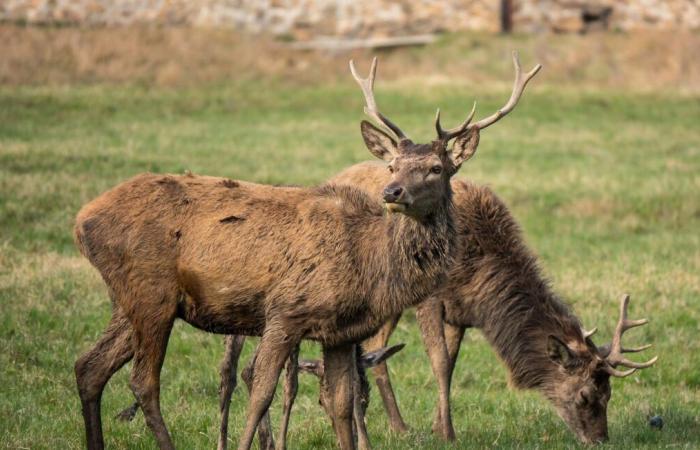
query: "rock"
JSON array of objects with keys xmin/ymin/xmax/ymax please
[{"xmin": 649, "ymin": 415, "xmax": 663, "ymax": 430}]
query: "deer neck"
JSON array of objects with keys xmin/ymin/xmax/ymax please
[
  {"xmin": 366, "ymin": 196, "xmax": 455, "ymax": 320},
  {"xmin": 472, "ymin": 261, "xmax": 583, "ymax": 391}
]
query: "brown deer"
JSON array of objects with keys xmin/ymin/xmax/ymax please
[
  {"xmin": 254, "ymin": 171, "xmax": 658, "ymax": 446},
  {"xmin": 73, "ymin": 53, "xmax": 538, "ymax": 450}
]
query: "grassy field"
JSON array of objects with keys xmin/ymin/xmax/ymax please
[{"xmin": 1, "ymin": 30, "xmax": 699, "ymax": 449}]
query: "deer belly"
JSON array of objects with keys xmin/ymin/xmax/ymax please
[{"xmin": 176, "ymin": 267, "xmax": 267, "ymax": 335}]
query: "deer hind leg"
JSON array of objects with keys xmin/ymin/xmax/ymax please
[
  {"xmin": 362, "ymin": 314, "xmax": 407, "ymax": 433},
  {"xmin": 416, "ymin": 298, "xmax": 457, "ymax": 440},
  {"xmin": 322, "ymin": 343, "xmax": 356, "ymax": 450},
  {"xmin": 276, "ymin": 344, "xmax": 300, "ymax": 450},
  {"xmin": 425, "ymin": 316, "xmax": 465, "ymax": 440},
  {"xmin": 237, "ymin": 327, "xmax": 297, "ymax": 450},
  {"xmin": 75, "ymin": 312, "xmax": 134, "ymax": 450},
  {"xmin": 128, "ymin": 300, "xmax": 177, "ymax": 450},
  {"xmin": 241, "ymin": 346, "xmax": 274, "ymax": 450},
  {"xmin": 218, "ymin": 335, "xmax": 246, "ymax": 450}
]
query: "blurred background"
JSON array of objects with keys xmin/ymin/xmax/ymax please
[{"xmin": 1, "ymin": 1, "xmax": 699, "ymax": 449}]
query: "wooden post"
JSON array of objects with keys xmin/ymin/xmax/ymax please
[{"xmin": 501, "ymin": 0, "xmax": 513, "ymax": 33}]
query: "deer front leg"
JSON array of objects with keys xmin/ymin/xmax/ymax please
[
  {"xmin": 237, "ymin": 326, "xmax": 297, "ymax": 450},
  {"xmin": 361, "ymin": 315, "xmax": 407, "ymax": 433},
  {"xmin": 217, "ymin": 335, "xmax": 246, "ymax": 450},
  {"xmin": 415, "ymin": 298, "xmax": 456, "ymax": 441},
  {"xmin": 276, "ymin": 344, "xmax": 300, "ymax": 450},
  {"xmin": 322, "ymin": 343, "xmax": 356, "ymax": 450}
]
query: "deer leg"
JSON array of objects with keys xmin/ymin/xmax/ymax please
[
  {"xmin": 416, "ymin": 299, "xmax": 455, "ymax": 440},
  {"xmin": 322, "ymin": 343, "xmax": 356, "ymax": 450},
  {"xmin": 237, "ymin": 328, "xmax": 297, "ymax": 450},
  {"xmin": 241, "ymin": 346, "xmax": 274, "ymax": 450},
  {"xmin": 128, "ymin": 307, "xmax": 176, "ymax": 450},
  {"xmin": 362, "ymin": 315, "xmax": 407, "ymax": 433},
  {"xmin": 218, "ymin": 335, "xmax": 246, "ymax": 450},
  {"xmin": 429, "ymin": 320, "xmax": 465, "ymax": 438},
  {"xmin": 75, "ymin": 313, "xmax": 134, "ymax": 450},
  {"xmin": 353, "ymin": 352, "xmax": 372, "ymax": 450},
  {"xmin": 276, "ymin": 343, "xmax": 300, "ymax": 450}
]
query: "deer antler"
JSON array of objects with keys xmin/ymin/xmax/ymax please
[
  {"xmin": 434, "ymin": 102, "xmax": 476, "ymax": 142},
  {"xmin": 349, "ymin": 57, "xmax": 408, "ymax": 141},
  {"xmin": 599, "ymin": 294, "xmax": 658, "ymax": 377},
  {"xmin": 582, "ymin": 327, "xmax": 598, "ymax": 339},
  {"xmin": 435, "ymin": 51, "xmax": 542, "ymax": 142}
]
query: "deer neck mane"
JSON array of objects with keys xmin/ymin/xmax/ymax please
[
  {"xmin": 478, "ymin": 272, "xmax": 584, "ymax": 390},
  {"xmin": 367, "ymin": 192, "xmax": 455, "ymax": 319}
]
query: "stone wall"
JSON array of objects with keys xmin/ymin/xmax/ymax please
[{"xmin": 2, "ymin": 1, "xmax": 699, "ymax": 38}]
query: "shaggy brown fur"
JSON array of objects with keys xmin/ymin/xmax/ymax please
[{"xmin": 73, "ymin": 119, "xmax": 480, "ymax": 450}]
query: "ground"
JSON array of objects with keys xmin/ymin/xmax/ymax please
[{"xmin": 0, "ymin": 27, "xmax": 699, "ymax": 449}]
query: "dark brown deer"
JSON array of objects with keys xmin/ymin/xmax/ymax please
[
  {"xmin": 73, "ymin": 53, "xmax": 538, "ymax": 450},
  {"xmin": 210, "ymin": 176, "xmax": 657, "ymax": 447},
  {"xmin": 296, "ymin": 168, "xmax": 658, "ymax": 445}
]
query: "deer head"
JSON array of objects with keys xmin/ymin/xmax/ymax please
[
  {"xmin": 350, "ymin": 52, "xmax": 541, "ymax": 219},
  {"xmin": 545, "ymin": 294, "xmax": 657, "ymax": 444}
]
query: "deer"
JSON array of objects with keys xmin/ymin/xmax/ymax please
[
  {"xmin": 73, "ymin": 52, "xmax": 539, "ymax": 450},
  {"xmin": 204, "ymin": 177, "xmax": 658, "ymax": 448},
  {"xmin": 245, "ymin": 171, "xmax": 658, "ymax": 446}
]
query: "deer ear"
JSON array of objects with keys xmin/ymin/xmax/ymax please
[
  {"xmin": 547, "ymin": 336, "xmax": 575, "ymax": 367},
  {"xmin": 449, "ymin": 127, "xmax": 480, "ymax": 170},
  {"xmin": 361, "ymin": 120, "xmax": 398, "ymax": 162},
  {"xmin": 359, "ymin": 343, "xmax": 405, "ymax": 369}
]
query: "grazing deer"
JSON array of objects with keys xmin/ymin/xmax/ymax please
[
  {"xmin": 212, "ymin": 177, "xmax": 657, "ymax": 447},
  {"xmin": 304, "ymin": 168, "xmax": 659, "ymax": 444},
  {"xmin": 74, "ymin": 53, "xmax": 538, "ymax": 450}
]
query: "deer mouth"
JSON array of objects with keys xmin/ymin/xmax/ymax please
[{"xmin": 384, "ymin": 202, "xmax": 408, "ymax": 213}]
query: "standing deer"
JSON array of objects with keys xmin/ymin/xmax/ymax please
[{"xmin": 73, "ymin": 53, "xmax": 537, "ymax": 450}]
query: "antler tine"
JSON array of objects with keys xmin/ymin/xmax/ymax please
[
  {"xmin": 582, "ymin": 327, "xmax": 598, "ymax": 339},
  {"xmin": 349, "ymin": 57, "xmax": 407, "ymax": 141},
  {"xmin": 605, "ymin": 367, "xmax": 637, "ymax": 378},
  {"xmin": 602, "ymin": 294, "xmax": 658, "ymax": 378},
  {"xmin": 435, "ymin": 101, "xmax": 477, "ymax": 142},
  {"xmin": 468, "ymin": 51, "xmax": 542, "ymax": 132}
]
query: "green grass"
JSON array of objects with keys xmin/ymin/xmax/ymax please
[{"xmin": 1, "ymin": 76, "xmax": 699, "ymax": 449}]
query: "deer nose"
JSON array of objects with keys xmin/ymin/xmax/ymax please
[{"xmin": 382, "ymin": 185, "xmax": 404, "ymax": 203}]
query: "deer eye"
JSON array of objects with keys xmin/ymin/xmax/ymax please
[
  {"xmin": 577, "ymin": 387, "xmax": 594, "ymax": 406},
  {"xmin": 430, "ymin": 165, "xmax": 442, "ymax": 175},
  {"xmin": 388, "ymin": 166, "xmax": 395, "ymax": 173}
]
